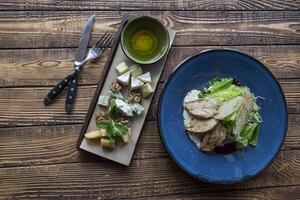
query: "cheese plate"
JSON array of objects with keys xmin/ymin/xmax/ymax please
[{"xmin": 77, "ymin": 15, "xmax": 176, "ymax": 166}]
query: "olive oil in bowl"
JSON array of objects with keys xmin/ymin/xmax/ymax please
[{"xmin": 121, "ymin": 16, "xmax": 170, "ymax": 64}]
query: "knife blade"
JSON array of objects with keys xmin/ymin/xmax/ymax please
[
  {"xmin": 75, "ymin": 14, "xmax": 95, "ymax": 63},
  {"xmin": 65, "ymin": 14, "xmax": 95, "ymax": 113}
]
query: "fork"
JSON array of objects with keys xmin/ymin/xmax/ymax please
[
  {"xmin": 44, "ymin": 32, "xmax": 113, "ymax": 113},
  {"xmin": 74, "ymin": 32, "xmax": 113, "ymax": 72}
]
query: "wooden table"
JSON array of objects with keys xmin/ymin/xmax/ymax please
[{"xmin": 0, "ymin": 1, "xmax": 300, "ymax": 199}]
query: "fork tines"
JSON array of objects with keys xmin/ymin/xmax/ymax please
[{"xmin": 95, "ymin": 32, "xmax": 113, "ymax": 48}]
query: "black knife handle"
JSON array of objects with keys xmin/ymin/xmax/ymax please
[
  {"xmin": 43, "ymin": 72, "xmax": 75, "ymax": 105},
  {"xmin": 65, "ymin": 73, "xmax": 78, "ymax": 113}
]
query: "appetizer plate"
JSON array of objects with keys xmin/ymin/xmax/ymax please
[
  {"xmin": 77, "ymin": 15, "xmax": 176, "ymax": 166},
  {"xmin": 158, "ymin": 49, "xmax": 287, "ymax": 184}
]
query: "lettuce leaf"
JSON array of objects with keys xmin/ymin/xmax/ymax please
[
  {"xmin": 249, "ymin": 126, "xmax": 259, "ymax": 146},
  {"xmin": 96, "ymin": 119, "xmax": 128, "ymax": 144},
  {"xmin": 199, "ymin": 77, "xmax": 233, "ymax": 98},
  {"xmin": 205, "ymin": 85, "xmax": 245, "ymax": 105},
  {"xmin": 108, "ymin": 99, "xmax": 118, "ymax": 119},
  {"xmin": 235, "ymin": 123, "xmax": 258, "ymax": 149}
]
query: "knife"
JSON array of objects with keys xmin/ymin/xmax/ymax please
[
  {"xmin": 43, "ymin": 14, "xmax": 95, "ymax": 110},
  {"xmin": 65, "ymin": 14, "xmax": 95, "ymax": 113}
]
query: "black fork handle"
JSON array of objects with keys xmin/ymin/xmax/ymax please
[
  {"xmin": 65, "ymin": 73, "xmax": 79, "ymax": 113},
  {"xmin": 43, "ymin": 71, "xmax": 76, "ymax": 105}
]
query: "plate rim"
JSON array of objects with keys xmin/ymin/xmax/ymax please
[{"xmin": 157, "ymin": 48, "xmax": 288, "ymax": 184}]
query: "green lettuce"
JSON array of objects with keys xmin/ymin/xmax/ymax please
[
  {"xmin": 205, "ymin": 85, "xmax": 245, "ymax": 105},
  {"xmin": 198, "ymin": 77, "xmax": 262, "ymax": 150},
  {"xmin": 108, "ymin": 99, "xmax": 118, "ymax": 119},
  {"xmin": 235, "ymin": 123, "xmax": 259, "ymax": 149},
  {"xmin": 199, "ymin": 77, "xmax": 233, "ymax": 98},
  {"xmin": 97, "ymin": 119, "xmax": 128, "ymax": 144}
]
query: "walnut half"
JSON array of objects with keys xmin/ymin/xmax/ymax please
[
  {"xmin": 111, "ymin": 82, "xmax": 122, "ymax": 92},
  {"xmin": 96, "ymin": 111, "xmax": 108, "ymax": 122},
  {"xmin": 128, "ymin": 92, "xmax": 142, "ymax": 103}
]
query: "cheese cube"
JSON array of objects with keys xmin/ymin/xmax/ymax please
[
  {"xmin": 130, "ymin": 77, "xmax": 144, "ymax": 90},
  {"xmin": 117, "ymin": 71, "xmax": 131, "ymax": 86},
  {"xmin": 115, "ymin": 99, "xmax": 134, "ymax": 117},
  {"xmin": 130, "ymin": 64, "xmax": 143, "ymax": 78},
  {"xmin": 115, "ymin": 62, "xmax": 129, "ymax": 75},
  {"xmin": 97, "ymin": 95, "xmax": 110, "ymax": 107},
  {"xmin": 137, "ymin": 72, "xmax": 151, "ymax": 84},
  {"xmin": 142, "ymin": 83, "xmax": 154, "ymax": 98},
  {"xmin": 122, "ymin": 128, "xmax": 132, "ymax": 143},
  {"xmin": 131, "ymin": 103, "xmax": 144, "ymax": 115},
  {"xmin": 99, "ymin": 129, "xmax": 107, "ymax": 137},
  {"xmin": 109, "ymin": 90, "xmax": 125, "ymax": 100},
  {"xmin": 101, "ymin": 138, "xmax": 115, "ymax": 149},
  {"xmin": 85, "ymin": 130, "xmax": 101, "ymax": 139}
]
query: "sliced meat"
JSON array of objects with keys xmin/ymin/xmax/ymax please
[
  {"xmin": 200, "ymin": 123, "xmax": 227, "ymax": 152},
  {"xmin": 184, "ymin": 99, "xmax": 217, "ymax": 119},
  {"xmin": 185, "ymin": 118, "xmax": 218, "ymax": 133}
]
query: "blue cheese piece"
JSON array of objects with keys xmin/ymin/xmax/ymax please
[
  {"xmin": 137, "ymin": 72, "xmax": 151, "ymax": 84},
  {"xmin": 97, "ymin": 95, "xmax": 110, "ymax": 107},
  {"xmin": 115, "ymin": 99, "xmax": 134, "ymax": 117},
  {"xmin": 109, "ymin": 90, "xmax": 125, "ymax": 100},
  {"xmin": 130, "ymin": 77, "xmax": 144, "ymax": 90},
  {"xmin": 131, "ymin": 103, "xmax": 144, "ymax": 115},
  {"xmin": 130, "ymin": 64, "xmax": 143, "ymax": 78},
  {"xmin": 115, "ymin": 62, "xmax": 129, "ymax": 75},
  {"xmin": 117, "ymin": 71, "xmax": 131, "ymax": 86},
  {"xmin": 142, "ymin": 83, "xmax": 154, "ymax": 98}
]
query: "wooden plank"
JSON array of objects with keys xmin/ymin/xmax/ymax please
[
  {"xmin": 141, "ymin": 185, "xmax": 300, "ymax": 200},
  {"xmin": 0, "ymin": 45, "xmax": 299, "ymax": 88},
  {"xmin": 0, "ymin": 122, "xmax": 164, "ymax": 168},
  {"xmin": 154, "ymin": 186, "xmax": 300, "ymax": 200},
  {"xmin": 0, "ymin": 48, "xmax": 108, "ymax": 87},
  {"xmin": 0, "ymin": 115, "xmax": 299, "ymax": 168},
  {"xmin": 1, "ymin": 0, "xmax": 300, "ymax": 11},
  {"xmin": 1, "ymin": 149, "xmax": 300, "ymax": 199},
  {"xmin": 0, "ymin": 79, "xmax": 298, "ymax": 127},
  {"xmin": 0, "ymin": 11, "xmax": 299, "ymax": 49}
]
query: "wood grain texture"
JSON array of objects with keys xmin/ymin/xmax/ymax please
[
  {"xmin": 0, "ymin": 79, "xmax": 299, "ymax": 127},
  {"xmin": 1, "ymin": 149, "xmax": 300, "ymax": 199},
  {"xmin": 0, "ymin": 48, "xmax": 108, "ymax": 87},
  {"xmin": 0, "ymin": 0, "xmax": 300, "ymax": 11},
  {"xmin": 0, "ymin": 45, "xmax": 299, "ymax": 87},
  {"xmin": 141, "ymin": 185, "xmax": 300, "ymax": 200},
  {"xmin": 0, "ymin": 11, "xmax": 299, "ymax": 49},
  {"xmin": 0, "ymin": 116, "xmax": 299, "ymax": 168},
  {"xmin": 0, "ymin": 3, "xmax": 299, "ymax": 199}
]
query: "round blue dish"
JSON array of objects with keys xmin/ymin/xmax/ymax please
[{"xmin": 158, "ymin": 49, "xmax": 287, "ymax": 184}]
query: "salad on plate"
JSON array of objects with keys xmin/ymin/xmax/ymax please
[{"xmin": 183, "ymin": 77, "xmax": 262, "ymax": 153}]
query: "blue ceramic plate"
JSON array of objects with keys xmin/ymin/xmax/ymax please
[{"xmin": 158, "ymin": 49, "xmax": 287, "ymax": 184}]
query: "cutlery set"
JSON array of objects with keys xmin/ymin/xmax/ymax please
[{"xmin": 43, "ymin": 14, "xmax": 113, "ymax": 113}]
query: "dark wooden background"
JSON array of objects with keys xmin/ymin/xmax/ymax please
[{"xmin": 0, "ymin": 1, "xmax": 300, "ymax": 199}]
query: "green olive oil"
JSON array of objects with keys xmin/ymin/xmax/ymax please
[{"xmin": 130, "ymin": 28, "xmax": 158, "ymax": 59}]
